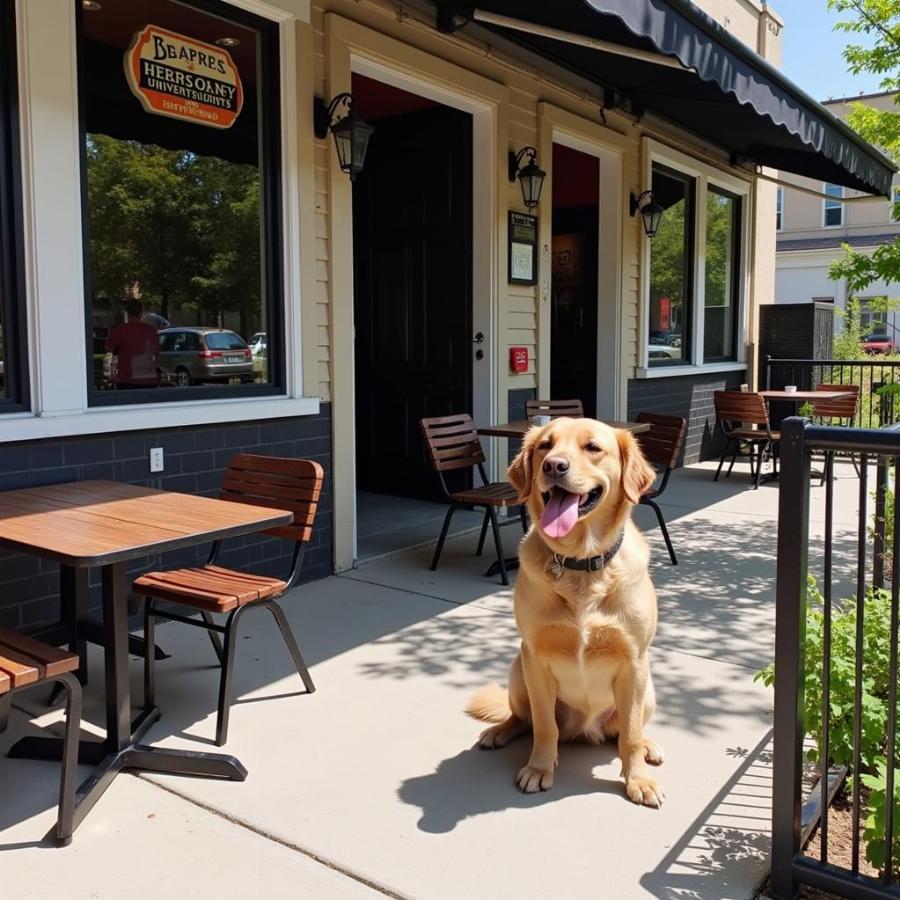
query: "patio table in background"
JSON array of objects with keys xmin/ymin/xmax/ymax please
[
  {"xmin": 0, "ymin": 480, "xmax": 292, "ymax": 836},
  {"xmin": 475, "ymin": 418, "xmax": 651, "ymax": 575}
]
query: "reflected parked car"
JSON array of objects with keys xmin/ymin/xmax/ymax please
[
  {"xmin": 862, "ymin": 333, "xmax": 896, "ymax": 355},
  {"xmin": 648, "ymin": 342, "xmax": 682, "ymax": 360},
  {"xmin": 248, "ymin": 332, "xmax": 267, "ymax": 377},
  {"xmin": 157, "ymin": 327, "xmax": 254, "ymax": 386}
]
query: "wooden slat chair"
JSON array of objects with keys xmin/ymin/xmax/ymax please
[
  {"xmin": 525, "ymin": 399, "xmax": 584, "ymax": 419},
  {"xmin": 811, "ymin": 383, "xmax": 862, "ymax": 483},
  {"xmin": 420, "ymin": 414, "xmax": 525, "ymax": 586},
  {"xmin": 0, "ymin": 627, "xmax": 81, "ymax": 845},
  {"xmin": 133, "ymin": 454, "xmax": 324, "ymax": 747},
  {"xmin": 634, "ymin": 412, "xmax": 686, "ymax": 566},
  {"xmin": 713, "ymin": 391, "xmax": 780, "ymax": 490}
]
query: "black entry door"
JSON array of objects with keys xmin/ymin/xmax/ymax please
[
  {"xmin": 353, "ymin": 106, "xmax": 473, "ymax": 500},
  {"xmin": 551, "ymin": 206, "xmax": 598, "ymax": 416}
]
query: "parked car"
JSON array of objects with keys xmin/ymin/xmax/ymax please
[
  {"xmin": 157, "ymin": 327, "xmax": 254, "ymax": 386},
  {"xmin": 862, "ymin": 333, "xmax": 896, "ymax": 354}
]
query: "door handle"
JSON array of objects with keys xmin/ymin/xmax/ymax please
[{"xmin": 473, "ymin": 332, "xmax": 484, "ymax": 344}]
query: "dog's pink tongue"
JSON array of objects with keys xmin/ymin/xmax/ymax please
[{"xmin": 541, "ymin": 489, "xmax": 580, "ymax": 539}]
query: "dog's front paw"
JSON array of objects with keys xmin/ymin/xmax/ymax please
[
  {"xmin": 517, "ymin": 763, "xmax": 554, "ymax": 793},
  {"xmin": 625, "ymin": 776, "xmax": 665, "ymax": 808}
]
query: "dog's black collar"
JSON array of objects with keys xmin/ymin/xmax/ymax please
[{"xmin": 553, "ymin": 529, "xmax": 625, "ymax": 574}]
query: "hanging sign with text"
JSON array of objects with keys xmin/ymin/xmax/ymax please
[{"xmin": 124, "ymin": 25, "xmax": 244, "ymax": 129}]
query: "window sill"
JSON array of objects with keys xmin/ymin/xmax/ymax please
[
  {"xmin": 0, "ymin": 395, "xmax": 322, "ymax": 443},
  {"xmin": 634, "ymin": 362, "xmax": 747, "ymax": 380}
]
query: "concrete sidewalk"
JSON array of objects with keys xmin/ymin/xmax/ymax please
[{"xmin": 0, "ymin": 462, "xmax": 863, "ymax": 900}]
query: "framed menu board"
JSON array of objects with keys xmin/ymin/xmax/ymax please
[{"xmin": 508, "ymin": 211, "xmax": 538, "ymax": 285}]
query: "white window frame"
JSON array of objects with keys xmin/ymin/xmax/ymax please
[
  {"xmin": 823, "ymin": 182, "xmax": 843, "ymax": 228},
  {"xmin": 636, "ymin": 138, "xmax": 751, "ymax": 379},
  {"xmin": 7, "ymin": 0, "xmax": 317, "ymax": 443},
  {"xmin": 776, "ymin": 187, "xmax": 783, "ymax": 232}
]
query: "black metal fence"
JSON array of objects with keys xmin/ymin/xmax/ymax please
[
  {"xmin": 764, "ymin": 356, "xmax": 900, "ymax": 429},
  {"xmin": 771, "ymin": 418, "xmax": 900, "ymax": 899}
]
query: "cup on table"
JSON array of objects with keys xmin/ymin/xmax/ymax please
[
  {"xmin": 531, "ymin": 415, "xmax": 551, "ymax": 426},
  {"xmin": 784, "ymin": 385, "xmax": 797, "ymax": 393}
]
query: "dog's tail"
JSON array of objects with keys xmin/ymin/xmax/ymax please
[{"xmin": 466, "ymin": 683, "xmax": 510, "ymax": 723}]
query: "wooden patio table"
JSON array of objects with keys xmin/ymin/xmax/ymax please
[
  {"xmin": 474, "ymin": 419, "xmax": 650, "ymax": 576},
  {"xmin": 0, "ymin": 479, "xmax": 292, "ymax": 833},
  {"xmin": 759, "ymin": 389, "xmax": 856, "ymax": 404}
]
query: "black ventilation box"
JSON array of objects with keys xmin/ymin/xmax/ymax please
[{"xmin": 758, "ymin": 301, "xmax": 835, "ymax": 389}]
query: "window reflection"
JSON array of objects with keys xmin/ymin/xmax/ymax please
[
  {"xmin": 704, "ymin": 188, "xmax": 740, "ymax": 362},
  {"xmin": 80, "ymin": 0, "xmax": 276, "ymax": 396},
  {"xmin": 648, "ymin": 165, "xmax": 693, "ymax": 365}
]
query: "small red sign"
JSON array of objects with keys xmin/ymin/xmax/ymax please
[{"xmin": 509, "ymin": 346, "xmax": 528, "ymax": 374}]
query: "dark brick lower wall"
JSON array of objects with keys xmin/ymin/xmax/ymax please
[
  {"xmin": 627, "ymin": 371, "xmax": 746, "ymax": 464},
  {"xmin": 0, "ymin": 404, "xmax": 333, "ymax": 633}
]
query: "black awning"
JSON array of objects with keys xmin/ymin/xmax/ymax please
[{"xmin": 441, "ymin": 0, "xmax": 896, "ymax": 197}]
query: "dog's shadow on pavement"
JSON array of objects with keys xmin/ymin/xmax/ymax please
[{"xmin": 398, "ymin": 739, "xmax": 625, "ymax": 833}]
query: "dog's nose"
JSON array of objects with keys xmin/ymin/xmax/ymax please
[{"xmin": 542, "ymin": 456, "xmax": 570, "ymax": 477}]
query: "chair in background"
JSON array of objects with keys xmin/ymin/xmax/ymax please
[
  {"xmin": 634, "ymin": 412, "xmax": 687, "ymax": 565},
  {"xmin": 421, "ymin": 414, "xmax": 525, "ymax": 586},
  {"xmin": 134, "ymin": 454, "xmax": 323, "ymax": 747},
  {"xmin": 811, "ymin": 383, "xmax": 861, "ymax": 484},
  {"xmin": 525, "ymin": 399, "xmax": 584, "ymax": 419},
  {"xmin": 0, "ymin": 628, "xmax": 82, "ymax": 845},
  {"xmin": 713, "ymin": 391, "xmax": 780, "ymax": 490}
]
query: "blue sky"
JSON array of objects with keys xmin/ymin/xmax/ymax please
[{"xmin": 779, "ymin": 0, "xmax": 883, "ymax": 102}]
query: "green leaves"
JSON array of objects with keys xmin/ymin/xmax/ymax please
[{"xmin": 824, "ymin": 0, "xmax": 899, "ymax": 295}]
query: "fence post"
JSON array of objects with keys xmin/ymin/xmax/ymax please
[
  {"xmin": 771, "ymin": 417, "xmax": 811, "ymax": 900},
  {"xmin": 875, "ymin": 456, "xmax": 888, "ymax": 590},
  {"xmin": 765, "ymin": 354, "xmax": 772, "ymax": 390}
]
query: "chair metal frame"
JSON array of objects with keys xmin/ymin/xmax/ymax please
[
  {"xmin": 421, "ymin": 414, "xmax": 525, "ymax": 587},
  {"xmin": 140, "ymin": 455, "xmax": 322, "ymax": 747},
  {"xmin": 713, "ymin": 390, "xmax": 780, "ymax": 490},
  {"xmin": 634, "ymin": 412, "xmax": 686, "ymax": 566},
  {"xmin": 0, "ymin": 670, "xmax": 82, "ymax": 845}
]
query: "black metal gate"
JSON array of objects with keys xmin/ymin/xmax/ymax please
[{"xmin": 772, "ymin": 417, "xmax": 900, "ymax": 898}]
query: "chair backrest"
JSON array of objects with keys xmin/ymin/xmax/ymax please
[
  {"xmin": 220, "ymin": 453, "xmax": 324, "ymax": 543},
  {"xmin": 811, "ymin": 383, "xmax": 860, "ymax": 421},
  {"xmin": 634, "ymin": 412, "xmax": 687, "ymax": 470},
  {"xmin": 420, "ymin": 414, "xmax": 486, "ymax": 474},
  {"xmin": 525, "ymin": 399, "xmax": 584, "ymax": 419},
  {"xmin": 714, "ymin": 390, "xmax": 770, "ymax": 429}
]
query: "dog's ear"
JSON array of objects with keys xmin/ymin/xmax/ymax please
[
  {"xmin": 508, "ymin": 427, "xmax": 541, "ymax": 502},
  {"xmin": 617, "ymin": 429, "xmax": 657, "ymax": 505}
]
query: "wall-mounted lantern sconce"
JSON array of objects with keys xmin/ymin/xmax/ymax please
[
  {"xmin": 508, "ymin": 146, "xmax": 546, "ymax": 210},
  {"xmin": 630, "ymin": 190, "xmax": 664, "ymax": 238},
  {"xmin": 314, "ymin": 93, "xmax": 374, "ymax": 182}
]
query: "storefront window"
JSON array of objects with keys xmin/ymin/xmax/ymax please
[
  {"xmin": 78, "ymin": 0, "xmax": 281, "ymax": 402},
  {"xmin": 648, "ymin": 165, "xmax": 693, "ymax": 366},
  {"xmin": 0, "ymin": 3, "xmax": 25, "ymax": 411},
  {"xmin": 703, "ymin": 188, "xmax": 741, "ymax": 362}
]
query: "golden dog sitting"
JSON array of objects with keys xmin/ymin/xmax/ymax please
[{"xmin": 467, "ymin": 417, "xmax": 665, "ymax": 807}]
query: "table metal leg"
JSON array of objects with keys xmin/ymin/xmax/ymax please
[
  {"xmin": 61, "ymin": 565, "xmax": 90, "ymax": 686},
  {"xmin": 103, "ymin": 562, "xmax": 131, "ymax": 752}
]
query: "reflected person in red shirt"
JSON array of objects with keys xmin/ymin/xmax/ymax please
[{"xmin": 106, "ymin": 299, "xmax": 159, "ymax": 388}]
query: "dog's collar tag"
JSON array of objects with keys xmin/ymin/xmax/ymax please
[{"xmin": 548, "ymin": 554, "xmax": 566, "ymax": 580}]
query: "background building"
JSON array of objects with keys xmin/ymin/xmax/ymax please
[{"xmin": 775, "ymin": 91, "xmax": 900, "ymax": 337}]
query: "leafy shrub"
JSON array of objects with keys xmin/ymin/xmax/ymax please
[
  {"xmin": 861, "ymin": 761, "xmax": 900, "ymax": 872},
  {"xmin": 755, "ymin": 576, "xmax": 894, "ymax": 772}
]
